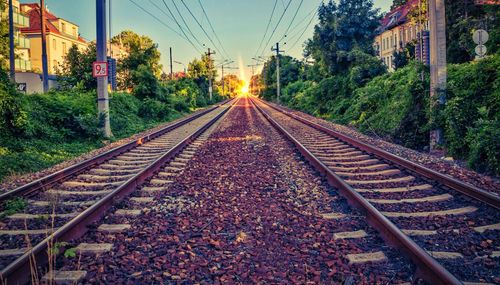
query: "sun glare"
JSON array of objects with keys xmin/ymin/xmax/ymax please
[{"xmin": 241, "ymin": 81, "xmax": 249, "ymax": 94}]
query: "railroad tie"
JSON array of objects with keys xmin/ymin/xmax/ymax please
[
  {"xmin": 41, "ymin": 271, "xmax": 87, "ymax": 285},
  {"xmin": 75, "ymin": 243, "xmax": 113, "ymax": 255},
  {"xmin": 382, "ymin": 206, "xmax": 478, "ymax": 218},
  {"xmin": 366, "ymin": 194, "xmax": 453, "ymax": 204},
  {"xmin": 333, "ymin": 230, "xmax": 368, "ymax": 239},
  {"xmin": 346, "ymin": 251, "xmax": 387, "ymax": 265},
  {"xmin": 97, "ymin": 224, "xmax": 131, "ymax": 233}
]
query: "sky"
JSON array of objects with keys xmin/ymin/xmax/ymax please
[{"xmin": 21, "ymin": 0, "xmax": 393, "ymax": 81}]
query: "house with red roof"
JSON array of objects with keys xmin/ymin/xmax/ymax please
[
  {"xmin": 373, "ymin": 0, "xmax": 429, "ymax": 71},
  {"xmin": 19, "ymin": 2, "xmax": 88, "ymax": 75}
]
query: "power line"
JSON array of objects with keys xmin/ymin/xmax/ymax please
[
  {"xmin": 179, "ymin": 0, "xmax": 224, "ymax": 59},
  {"xmin": 197, "ymin": 0, "xmax": 231, "ymax": 59},
  {"xmin": 287, "ymin": 8, "xmax": 317, "ymax": 51},
  {"xmin": 287, "ymin": 5, "xmax": 316, "ymax": 36},
  {"xmin": 170, "ymin": 0, "xmax": 204, "ymax": 48},
  {"xmin": 158, "ymin": 0, "xmax": 202, "ymax": 53},
  {"xmin": 128, "ymin": 0, "xmax": 185, "ymax": 41},
  {"xmin": 258, "ymin": 0, "xmax": 293, "ymax": 58},
  {"xmin": 147, "ymin": 0, "xmax": 174, "ymax": 23},
  {"xmin": 254, "ymin": 0, "xmax": 278, "ymax": 57},
  {"xmin": 277, "ymin": 0, "xmax": 304, "ymax": 43}
]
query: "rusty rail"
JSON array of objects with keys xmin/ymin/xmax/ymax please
[
  {"xmin": 0, "ymin": 100, "xmax": 230, "ymax": 203},
  {"xmin": 259, "ymin": 98, "xmax": 500, "ymax": 210},
  {"xmin": 0, "ymin": 100, "xmax": 235, "ymax": 285},
  {"xmin": 251, "ymin": 97, "xmax": 462, "ymax": 285}
]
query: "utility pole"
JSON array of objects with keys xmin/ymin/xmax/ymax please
[
  {"xmin": 96, "ymin": 0, "xmax": 111, "ymax": 137},
  {"xmin": 429, "ymin": 0, "xmax": 447, "ymax": 152},
  {"xmin": 206, "ymin": 48, "xmax": 216, "ymax": 101},
  {"xmin": 221, "ymin": 64, "xmax": 224, "ymax": 97},
  {"xmin": 169, "ymin": 47, "xmax": 173, "ymax": 80},
  {"xmin": 8, "ymin": 0, "xmax": 15, "ymax": 81},
  {"xmin": 40, "ymin": 0, "xmax": 49, "ymax": 92},
  {"xmin": 271, "ymin": 43, "xmax": 284, "ymax": 104}
]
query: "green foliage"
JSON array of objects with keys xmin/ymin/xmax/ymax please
[
  {"xmin": 113, "ymin": 30, "xmax": 163, "ymax": 91},
  {"xmin": 132, "ymin": 64, "xmax": 160, "ymax": 99},
  {"xmin": 261, "ymin": 55, "xmax": 304, "ymax": 101},
  {"xmin": 1, "ymin": 198, "xmax": 27, "ymax": 218},
  {"xmin": 56, "ymin": 43, "xmax": 97, "ymax": 91},
  {"xmin": 0, "ymin": 1, "xmax": 8, "ymax": 69},
  {"xmin": 446, "ymin": 0, "xmax": 499, "ymax": 63},
  {"xmin": 443, "ymin": 55, "xmax": 499, "ymax": 174},
  {"xmin": 0, "ymin": 68, "xmax": 28, "ymax": 136},
  {"xmin": 64, "ymin": 247, "xmax": 77, "ymax": 258},
  {"xmin": 305, "ymin": 0, "xmax": 380, "ymax": 74}
]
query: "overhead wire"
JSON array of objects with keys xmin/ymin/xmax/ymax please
[
  {"xmin": 147, "ymin": 0, "xmax": 174, "ymax": 23},
  {"xmin": 197, "ymin": 0, "xmax": 231, "ymax": 59},
  {"xmin": 277, "ymin": 0, "xmax": 304, "ymax": 43},
  {"xmin": 258, "ymin": 0, "xmax": 293, "ymax": 58},
  {"xmin": 179, "ymin": 0, "xmax": 225, "ymax": 59},
  {"xmin": 170, "ymin": 0, "xmax": 205, "ymax": 48},
  {"xmin": 254, "ymin": 0, "xmax": 278, "ymax": 58},
  {"xmin": 287, "ymin": 7, "xmax": 318, "ymax": 52}
]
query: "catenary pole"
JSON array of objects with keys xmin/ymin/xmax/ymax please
[
  {"xmin": 271, "ymin": 43, "xmax": 284, "ymax": 104},
  {"xmin": 170, "ymin": 47, "xmax": 173, "ymax": 80},
  {"xmin": 206, "ymin": 48, "xmax": 216, "ymax": 101},
  {"xmin": 40, "ymin": 0, "xmax": 49, "ymax": 92},
  {"xmin": 96, "ymin": 0, "xmax": 111, "ymax": 137},
  {"xmin": 8, "ymin": 0, "xmax": 15, "ymax": 81},
  {"xmin": 429, "ymin": 0, "xmax": 447, "ymax": 152}
]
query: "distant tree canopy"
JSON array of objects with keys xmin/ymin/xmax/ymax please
[
  {"xmin": 445, "ymin": 0, "xmax": 499, "ymax": 63},
  {"xmin": 305, "ymin": 0, "xmax": 381, "ymax": 75},
  {"xmin": 186, "ymin": 54, "xmax": 217, "ymax": 80},
  {"xmin": 0, "ymin": 1, "xmax": 9, "ymax": 70},
  {"xmin": 260, "ymin": 55, "xmax": 303, "ymax": 101},
  {"xmin": 391, "ymin": 0, "xmax": 409, "ymax": 10},
  {"xmin": 219, "ymin": 74, "xmax": 244, "ymax": 98},
  {"xmin": 56, "ymin": 43, "xmax": 96, "ymax": 91},
  {"xmin": 111, "ymin": 30, "xmax": 162, "ymax": 91}
]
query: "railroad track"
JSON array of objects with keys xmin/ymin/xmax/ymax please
[
  {"xmin": 252, "ymin": 97, "xmax": 499, "ymax": 285},
  {"xmin": 0, "ymin": 99, "xmax": 236, "ymax": 284}
]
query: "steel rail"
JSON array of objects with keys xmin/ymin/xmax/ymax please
[
  {"xmin": 0, "ymin": 99, "xmax": 236, "ymax": 285},
  {"xmin": 251, "ymin": 97, "xmax": 461, "ymax": 285},
  {"xmin": 0, "ymin": 100, "xmax": 230, "ymax": 203},
  {"xmin": 258, "ymin": 98, "xmax": 500, "ymax": 210}
]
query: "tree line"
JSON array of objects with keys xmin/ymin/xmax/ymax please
[{"xmin": 256, "ymin": 0, "xmax": 499, "ymax": 175}]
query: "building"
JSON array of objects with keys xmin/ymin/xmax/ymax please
[
  {"xmin": 373, "ymin": 0, "xmax": 429, "ymax": 71},
  {"xmin": 1, "ymin": 0, "xmax": 31, "ymax": 71},
  {"xmin": 19, "ymin": 3, "xmax": 87, "ymax": 74}
]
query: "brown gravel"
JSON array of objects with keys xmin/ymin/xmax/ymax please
[
  {"xmin": 269, "ymin": 102, "xmax": 500, "ymax": 194},
  {"xmin": 57, "ymin": 97, "xmax": 415, "ymax": 284},
  {"xmin": 0, "ymin": 105, "xmax": 219, "ymax": 193}
]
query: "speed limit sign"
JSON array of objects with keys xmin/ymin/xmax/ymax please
[{"xmin": 93, "ymin": 61, "xmax": 108, "ymax": 77}]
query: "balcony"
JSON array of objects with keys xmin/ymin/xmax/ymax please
[
  {"xmin": 15, "ymin": 35, "xmax": 30, "ymax": 49},
  {"xmin": 1, "ymin": 11, "xmax": 30, "ymax": 27},
  {"xmin": 15, "ymin": 58, "xmax": 31, "ymax": 71},
  {"xmin": 13, "ymin": 12, "xmax": 29, "ymax": 27}
]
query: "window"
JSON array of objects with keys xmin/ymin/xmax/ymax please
[
  {"xmin": 53, "ymin": 39, "xmax": 56, "ymax": 50},
  {"xmin": 62, "ymin": 42, "xmax": 67, "ymax": 55},
  {"xmin": 72, "ymin": 27, "xmax": 76, "ymax": 36},
  {"xmin": 61, "ymin": 22, "xmax": 66, "ymax": 33},
  {"xmin": 53, "ymin": 60, "xmax": 58, "ymax": 71}
]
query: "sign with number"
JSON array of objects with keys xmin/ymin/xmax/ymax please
[
  {"xmin": 473, "ymin": 29, "xmax": 489, "ymax": 45},
  {"xmin": 93, "ymin": 61, "xmax": 108, "ymax": 77}
]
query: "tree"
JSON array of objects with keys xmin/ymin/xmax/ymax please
[
  {"xmin": 261, "ymin": 55, "xmax": 303, "ymax": 101},
  {"xmin": 249, "ymin": 74, "xmax": 262, "ymax": 95},
  {"xmin": 0, "ymin": 1, "xmax": 8, "ymax": 70},
  {"xmin": 112, "ymin": 30, "xmax": 162, "ymax": 91},
  {"xmin": 187, "ymin": 54, "xmax": 216, "ymax": 79},
  {"xmin": 56, "ymin": 43, "xmax": 97, "ymax": 91},
  {"xmin": 391, "ymin": 0, "xmax": 409, "ymax": 10},
  {"xmin": 305, "ymin": 0, "xmax": 381, "ymax": 74},
  {"xmin": 445, "ymin": 0, "xmax": 499, "ymax": 63},
  {"xmin": 218, "ymin": 74, "xmax": 244, "ymax": 97}
]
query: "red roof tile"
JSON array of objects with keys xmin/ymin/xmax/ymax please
[
  {"xmin": 19, "ymin": 3, "xmax": 87, "ymax": 44},
  {"xmin": 378, "ymin": 0, "xmax": 420, "ymax": 33}
]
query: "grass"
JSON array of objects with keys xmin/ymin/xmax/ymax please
[{"xmin": 0, "ymin": 114, "xmax": 183, "ymax": 183}]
